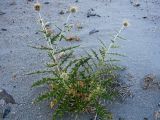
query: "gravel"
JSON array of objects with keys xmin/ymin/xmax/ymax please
[{"xmin": 0, "ymin": 0, "xmax": 160, "ymax": 119}]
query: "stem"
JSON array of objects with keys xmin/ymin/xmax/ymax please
[
  {"xmin": 106, "ymin": 25, "xmax": 124, "ymax": 54},
  {"xmin": 60, "ymin": 12, "xmax": 72, "ymax": 36},
  {"xmin": 65, "ymin": 12, "xmax": 72, "ymax": 25},
  {"xmin": 38, "ymin": 12, "xmax": 60, "ymax": 72},
  {"xmin": 94, "ymin": 113, "xmax": 97, "ymax": 120}
]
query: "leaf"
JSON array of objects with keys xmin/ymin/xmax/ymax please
[
  {"xmin": 99, "ymin": 48, "xmax": 106, "ymax": 60},
  {"xmin": 32, "ymin": 77, "xmax": 59, "ymax": 87},
  {"xmin": 35, "ymin": 91, "xmax": 56, "ymax": 103},
  {"xmin": 99, "ymin": 39, "xmax": 107, "ymax": 48},
  {"xmin": 46, "ymin": 63, "xmax": 57, "ymax": 67},
  {"xmin": 59, "ymin": 51, "xmax": 73, "ymax": 66},
  {"xmin": 85, "ymin": 51, "xmax": 98, "ymax": 68},
  {"xmin": 106, "ymin": 59, "xmax": 120, "ymax": 62},
  {"xmin": 95, "ymin": 103, "xmax": 108, "ymax": 120},
  {"xmin": 54, "ymin": 25, "xmax": 62, "ymax": 32},
  {"xmin": 64, "ymin": 59, "xmax": 79, "ymax": 71},
  {"xmin": 26, "ymin": 70, "xmax": 54, "ymax": 75},
  {"xmin": 54, "ymin": 45, "xmax": 80, "ymax": 56},
  {"xmin": 28, "ymin": 45, "xmax": 53, "ymax": 50},
  {"xmin": 48, "ymin": 51, "xmax": 56, "ymax": 62},
  {"xmin": 91, "ymin": 49, "xmax": 100, "ymax": 60},
  {"xmin": 71, "ymin": 57, "xmax": 91, "ymax": 76},
  {"xmin": 50, "ymin": 32, "xmax": 61, "ymax": 44},
  {"xmin": 111, "ymin": 44, "xmax": 120, "ymax": 49},
  {"xmin": 108, "ymin": 52, "xmax": 126, "ymax": 57},
  {"xmin": 117, "ymin": 35, "xmax": 127, "ymax": 40}
]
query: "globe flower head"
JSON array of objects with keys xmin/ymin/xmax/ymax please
[
  {"xmin": 123, "ymin": 20, "xmax": 130, "ymax": 28},
  {"xmin": 34, "ymin": 2, "xmax": 41, "ymax": 11},
  {"xmin": 69, "ymin": 6, "xmax": 78, "ymax": 13}
]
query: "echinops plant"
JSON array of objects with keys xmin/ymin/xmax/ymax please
[{"xmin": 29, "ymin": 1, "xmax": 129, "ymax": 120}]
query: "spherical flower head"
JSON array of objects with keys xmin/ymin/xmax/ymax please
[
  {"xmin": 34, "ymin": 2, "xmax": 41, "ymax": 11},
  {"xmin": 123, "ymin": 20, "xmax": 130, "ymax": 27},
  {"xmin": 69, "ymin": 6, "xmax": 78, "ymax": 13}
]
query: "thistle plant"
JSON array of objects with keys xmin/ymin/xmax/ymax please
[{"xmin": 29, "ymin": 1, "xmax": 129, "ymax": 120}]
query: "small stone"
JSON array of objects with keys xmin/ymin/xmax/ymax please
[
  {"xmin": 1, "ymin": 28, "xmax": 7, "ymax": 31},
  {"xmin": 3, "ymin": 106, "xmax": 11, "ymax": 118},
  {"xmin": 44, "ymin": 2, "xmax": 50, "ymax": 4},
  {"xmin": 87, "ymin": 8, "xmax": 101, "ymax": 18},
  {"xmin": 158, "ymin": 103, "xmax": 160, "ymax": 107},
  {"xmin": 35, "ymin": 32, "xmax": 38, "ymax": 34},
  {"xmin": 143, "ymin": 16, "xmax": 147, "ymax": 19},
  {"xmin": 0, "ymin": 11, "xmax": 6, "ymax": 15},
  {"xmin": 0, "ymin": 89, "xmax": 16, "ymax": 104},
  {"xmin": 59, "ymin": 10, "xmax": 65, "ymax": 15},
  {"xmin": 119, "ymin": 117, "xmax": 125, "ymax": 120},
  {"xmin": 89, "ymin": 29, "xmax": 99, "ymax": 35},
  {"xmin": 144, "ymin": 117, "xmax": 148, "ymax": 120},
  {"xmin": 134, "ymin": 3, "xmax": 140, "ymax": 7}
]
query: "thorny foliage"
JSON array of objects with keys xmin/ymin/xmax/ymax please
[{"xmin": 29, "ymin": 2, "xmax": 129, "ymax": 120}]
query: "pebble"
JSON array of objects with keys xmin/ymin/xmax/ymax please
[
  {"xmin": 134, "ymin": 3, "xmax": 140, "ymax": 7},
  {"xmin": 144, "ymin": 118, "xmax": 148, "ymax": 120},
  {"xmin": 3, "ymin": 106, "xmax": 11, "ymax": 118},
  {"xmin": 0, "ymin": 89, "xmax": 16, "ymax": 104},
  {"xmin": 87, "ymin": 8, "xmax": 101, "ymax": 18},
  {"xmin": 158, "ymin": 103, "xmax": 160, "ymax": 107},
  {"xmin": 119, "ymin": 117, "xmax": 125, "ymax": 120},
  {"xmin": 59, "ymin": 10, "xmax": 65, "ymax": 15},
  {"xmin": 1, "ymin": 28, "xmax": 7, "ymax": 31},
  {"xmin": 44, "ymin": 2, "xmax": 50, "ymax": 4},
  {"xmin": 0, "ymin": 11, "xmax": 6, "ymax": 15},
  {"xmin": 89, "ymin": 29, "xmax": 99, "ymax": 35},
  {"xmin": 143, "ymin": 16, "xmax": 147, "ymax": 19}
]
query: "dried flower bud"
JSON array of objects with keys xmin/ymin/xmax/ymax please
[
  {"xmin": 50, "ymin": 99, "xmax": 57, "ymax": 109},
  {"xmin": 45, "ymin": 28, "xmax": 53, "ymax": 37},
  {"xmin": 45, "ymin": 22, "xmax": 51, "ymax": 29},
  {"xmin": 57, "ymin": 52, "xmax": 65, "ymax": 59},
  {"xmin": 34, "ymin": 3, "xmax": 41, "ymax": 11},
  {"xmin": 69, "ymin": 6, "xmax": 78, "ymax": 13},
  {"xmin": 66, "ymin": 35, "xmax": 80, "ymax": 41},
  {"xmin": 61, "ymin": 72, "xmax": 69, "ymax": 80}
]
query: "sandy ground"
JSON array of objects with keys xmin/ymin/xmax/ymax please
[{"xmin": 0, "ymin": 0, "xmax": 160, "ymax": 120}]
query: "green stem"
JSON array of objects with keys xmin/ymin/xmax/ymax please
[{"xmin": 106, "ymin": 25, "xmax": 124, "ymax": 55}]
